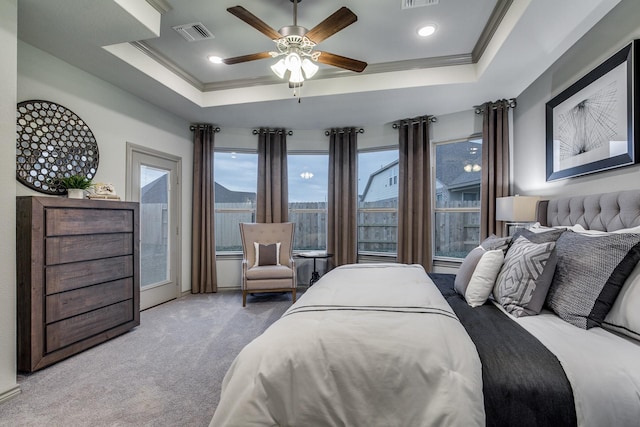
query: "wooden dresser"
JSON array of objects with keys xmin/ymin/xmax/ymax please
[{"xmin": 16, "ymin": 196, "xmax": 140, "ymax": 372}]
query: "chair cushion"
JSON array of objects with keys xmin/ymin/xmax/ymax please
[
  {"xmin": 245, "ymin": 264, "xmax": 294, "ymax": 280},
  {"xmin": 253, "ymin": 242, "xmax": 281, "ymax": 267}
]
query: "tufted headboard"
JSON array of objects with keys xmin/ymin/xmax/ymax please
[{"xmin": 535, "ymin": 190, "xmax": 640, "ymax": 232}]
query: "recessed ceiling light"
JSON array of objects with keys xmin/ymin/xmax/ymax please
[
  {"xmin": 417, "ymin": 25, "xmax": 436, "ymax": 37},
  {"xmin": 208, "ymin": 55, "xmax": 223, "ymax": 64}
]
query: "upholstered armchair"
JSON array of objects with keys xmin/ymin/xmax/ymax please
[{"xmin": 239, "ymin": 222, "xmax": 296, "ymax": 307}]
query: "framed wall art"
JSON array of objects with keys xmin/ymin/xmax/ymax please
[
  {"xmin": 16, "ymin": 100, "xmax": 99, "ymax": 194},
  {"xmin": 546, "ymin": 40, "xmax": 639, "ymax": 181}
]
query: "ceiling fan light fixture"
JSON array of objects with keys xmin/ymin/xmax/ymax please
[
  {"xmin": 208, "ymin": 55, "xmax": 223, "ymax": 64},
  {"xmin": 417, "ymin": 24, "xmax": 437, "ymax": 37},
  {"xmin": 271, "ymin": 58, "xmax": 287, "ymax": 79},
  {"xmin": 289, "ymin": 66, "xmax": 304, "ymax": 84},
  {"xmin": 301, "ymin": 58, "xmax": 319, "ymax": 78}
]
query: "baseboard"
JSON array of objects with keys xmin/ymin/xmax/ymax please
[{"xmin": 0, "ymin": 384, "xmax": 21, "ymax": 404}]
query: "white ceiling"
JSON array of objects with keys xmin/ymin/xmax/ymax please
[{"xmin": 17, "ymin": 0, "xmax": 620, "ymax": 130}]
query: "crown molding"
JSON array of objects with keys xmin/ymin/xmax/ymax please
[
  {"xmin": 473, "ymin": 0, "xmax": 513, "ymax": 62},
  {"xmin": 131, "ymin": 0, "xmax": 509, "ymax": 93},
  {"xmin": 145, "ymin": 0, "xmax": 172, "ymax": 14}
]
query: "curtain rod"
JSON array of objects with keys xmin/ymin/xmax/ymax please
[
  {"xmin": 324, "ymin": 128, "xmax": 364, "ymax": 136},
  {"xmin": 474, "ymin": 98, "xmax": 517, "ymax": 114},
  {"xmin": 189, "ymin": 124, "xmax": 220, "ymax": 132},
  {"xmin": 252, "ymin": 129, "xmax": 293, "ymax": 135},
  {"xmin": 392, "ymin": 115, "xmax": 437, "ymax": 129}
]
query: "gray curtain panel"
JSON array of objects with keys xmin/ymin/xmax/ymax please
[
  {"xmin": 397, "ymin": 116, "xmax": 432, "ymax": 271},
  {"xmin": 327, "ymin": 128, "xmax": 358, "ymax": 268},
  {"xmin": 480, "ymin": 100, "xmax": 511, "ymax": 239},
  {"xmin": 257, "ymin": 129, "xmax": 289, "ymax": 223},
  {"xmin": 191, "ymin": 124, "xmax": 217, "ymax": 293}
]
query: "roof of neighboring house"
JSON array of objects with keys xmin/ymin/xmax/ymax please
[
  {"xmin": 360, "ymin": 141, "xmax": 482, "ymax": 200},
  {"xmin": 215, "ymin": 182, "xmax": 256, "ymax": 203},
  {"xmin": 141, "ymin": 174, "xmax": 167, "ymax": 203},
  {"xmin": 360, "ymin": 160, "xmax": 398, "ymax": 201}
]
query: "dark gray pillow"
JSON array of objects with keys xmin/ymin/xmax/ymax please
[
  {"xmin": 480, "ymin": 234, "xmax": 512, "ymax": 252},
  {"xmin": 546, "ymin": 231, "xmax": 640, "ymax": 329},
  {"xmin": 494, "ymin": 236, "xmax": 556, "ymax": 317},
  {"xmin": 256, "ymin": 243, "xmax": 278, "ymax": 266},
  {"xmin": 454, "ymin": 246, "xmax": 485, "ymax": 296},
  {"xmin": 512, "ymin": 227, "xmax": 565, "ymax": 244}
]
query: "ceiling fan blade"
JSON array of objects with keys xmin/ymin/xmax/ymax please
[
  {"xmin": 223, "ymin": 52, "xmax": 272, "ymax": 65},
  {"xmin": 227, "ymin": 6, "xmax": 282, "ymax": 40},
  {"xmin": 305, "ymin": 7, "xmax": 357, "ymax": 44},
  {"xmin": 316, "ymin": 52, "xmax": 367, "ymax": 73}
]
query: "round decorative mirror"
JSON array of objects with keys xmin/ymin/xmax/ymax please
[{"xmin": 16, "ymin": 100, "xmax": 99, "ymax": 194}]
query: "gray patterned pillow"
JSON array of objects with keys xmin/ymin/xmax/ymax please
[
  {"xmin": 546, "ymin": 231, "xmax": 640, "ymax": 329},
  {"xmin": 512, "ymin": 227, "xmax": 564, "ymax": 245},
  {"xmin": 494, "ymin": 236, "xmax": 556, "ymax": 317}
]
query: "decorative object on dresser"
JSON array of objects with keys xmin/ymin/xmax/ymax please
[
  {"xmin": 55, "ymin": 174, "xmax": 94, "ymax": 199},
  {"xmin": 16, "ymin": 100, "xmax": 99, "ymax": 194},
  {"xmin": 88, "ymin": 182, "xmax": 120, "ymax": 200},
  {"xmin": 545, "ymin": 40, "xmax": 640, "ymax": 181},
  {"xmin": 16, "ymin": 196, "xmax": 140, "ymax": 372}
]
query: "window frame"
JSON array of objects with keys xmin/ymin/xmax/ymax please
[
  {"xmin": 432, "ymin": 135, "xmax": 483, "ymax": 262},
  {"xmin": 213, "ymin": 148, "xmax": 258, "ymax": 254},
  {"xmin": 357, "ymin": 145, "xmax": 399, "ymax": 258},
  {"xmin": 287, "ymin": 150, "xmax": 329, "ymax": 252}
]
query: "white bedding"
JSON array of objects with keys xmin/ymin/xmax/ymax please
[
  {"xmin": 514, "ymin": 310, "xmax": 640, "ymax": 427},
  {"xmin": 210, "ymin": 264, "xmax": 485, "ymax": 427}
]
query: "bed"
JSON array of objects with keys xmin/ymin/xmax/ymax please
[{"xmin": 210, "ymin": 190, "xmax": 640, "ymax": 427}]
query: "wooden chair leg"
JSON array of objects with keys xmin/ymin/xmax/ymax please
[
  {"xmin": 242, "ymin": 290, "xmax": 247, "ymax": 307},
  {"xmin": 292, "ymin": 288, "xmax": 296, "ymax": 304}
]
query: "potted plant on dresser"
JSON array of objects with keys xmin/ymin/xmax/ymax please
[{"xmin": 57, "ymin": 174, "xmax": 93, "ymax": 199}]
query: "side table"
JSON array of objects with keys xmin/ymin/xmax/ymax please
[{"xmin": 297, "ymin": 251, "xmax": 334, "ymax": 285}]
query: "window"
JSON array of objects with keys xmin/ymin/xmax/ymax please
[
  {"xmin": 288, "ymin": 153, "xmax": 328, "ymax": 251},
  {"xmin": 214, "ymin": 151, "xmax": 257, "ymax": 252},
  {"xmin": 433, "ymin": 138, "xmax": 482, "ymax": 259},
  {"xmin": 358, "ymin": 149, "xmax": 399, "ymax": 255}
]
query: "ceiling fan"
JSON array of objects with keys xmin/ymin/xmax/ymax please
[{"xmin": 223, "ymin": 0, "xmax": 367, "ymax": 85}]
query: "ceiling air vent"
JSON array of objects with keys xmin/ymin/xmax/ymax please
[
  {"xmin": 172, "ymin": 22, "xmax": 214, "ymax": 42},
  {"xmin": 402, "ymin": 0, "xmax": 439, "ymax": 9}
]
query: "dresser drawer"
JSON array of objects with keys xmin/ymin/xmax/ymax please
[
  {"xmin": 46, "ymin": 208, "xmax": 133, "ymax": 236},
  {"xmin": 46, "ymin": 299, "xmax": 134, "ymax": 353},
  {"xmin": 46, "ymin": 278, "xmax": 134, "ymax": 323},
  {"xmin": 46, "ymin": 233, "xmax": 133, "ymax": 265},
  {"xmin": 46, "ymin": 255, "xmax": 134, "ymax": 294}
]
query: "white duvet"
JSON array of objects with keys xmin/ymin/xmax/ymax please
[{"xmin": 210, "ymin": 264, "xmax": 485, "ymax": 427}]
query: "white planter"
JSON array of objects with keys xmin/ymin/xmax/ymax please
[{"xmin": 67, "ymin": 189, "xmax": 85, "ymax": 199}]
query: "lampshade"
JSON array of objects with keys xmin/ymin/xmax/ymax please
[
  {"xmin": 270, "ymin": 59, "xmax": 287, "ymax": 79},
  {"xmin": 289, "ymin": 67, "xmax": 304, "ymax": 84},
  {"xmin": 301, "ymin": 58, "xmax": 319, "ymax": 78},
  {"xmin": 496, "ymin": 196, "xmax": 540, "ymax": 222}
]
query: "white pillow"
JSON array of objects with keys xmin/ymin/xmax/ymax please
[
  {"xmin": 603, "ymin": 261, "xmax": 640, "ymax": 341},
  {"xmin": 465, "ymin": 249, "xmax": 504, "ymax": 307},
  {"xmin": 528, "ymin": 223, "xmax": 572, "ymax": 234},
  {"xmin": 570, "ymin": 223, "xmax": 640, "ymax": 235}
]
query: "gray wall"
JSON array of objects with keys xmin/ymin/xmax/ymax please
[
  {"xmin": 513, "ymin": 0, "xmax": 640, "ymax": 198},
  {"xmin": 0, "ymin": 0, "xmax": 19, "ymax": 403}
]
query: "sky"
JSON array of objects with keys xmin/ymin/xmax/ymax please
[{"xmin": 213, "ymin": 149, "xmax": 399, "ymax": 203}]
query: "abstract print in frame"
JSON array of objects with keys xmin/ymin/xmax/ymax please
[{"xmin": 546, "ymin": 41, "xmax": 639, "ymax": 181}]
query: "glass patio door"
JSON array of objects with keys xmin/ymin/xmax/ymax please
[{"xmin": 128, "ymin": 146, "xmax": 181, "ymax": 310}]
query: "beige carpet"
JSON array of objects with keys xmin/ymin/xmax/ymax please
[{"xmin": 0, "ymin": 290, "xmax": 296, "ymax": 427}]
